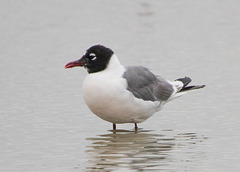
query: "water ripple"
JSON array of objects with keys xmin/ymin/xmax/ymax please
[{"xmin": 85, "ymin": 130, "xmax": 206, "ymax": 171}]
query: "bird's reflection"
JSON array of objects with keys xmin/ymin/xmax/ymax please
[{"xmin": 85, "ymin": 130, "xmax": 205, "ymax": 171}]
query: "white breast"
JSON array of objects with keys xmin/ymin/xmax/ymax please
[{"xmin": 82, "ymin": 55, "xmax": 160, "ymax": 124}]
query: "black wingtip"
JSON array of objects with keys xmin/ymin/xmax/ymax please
[
  {"xmin": 180, "ymin": 84, "xmax": 206, "ymax": 92},
  {"xmin": 176, "ymin": 77, "xmax": 206, "ymax": 92},
  {"xmin": 176, "ymin": 76, "xmax": 192, "ymax": 88}
]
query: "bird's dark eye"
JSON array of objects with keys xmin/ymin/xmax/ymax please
[{"xmin": 89, "ymin": 53, "xmax": 97, "ymax": 61}]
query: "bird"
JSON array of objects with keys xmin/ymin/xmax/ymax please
[{"xmin": 65, "ymin": 45, "xmax": 205, "ymax": 131}]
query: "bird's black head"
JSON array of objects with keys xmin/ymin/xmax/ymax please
[{"xmin": 65, "ymin": 45, "xmax": 114, "ymax": 73}]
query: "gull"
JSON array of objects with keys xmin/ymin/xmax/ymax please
[{"xmin": 65, "ymin": 45, "xmax": 205, "ymax": 131}]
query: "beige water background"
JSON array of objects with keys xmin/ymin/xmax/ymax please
[{"xmin": 1, "ymin": 0, "xmax": 240, "ymax": 171}]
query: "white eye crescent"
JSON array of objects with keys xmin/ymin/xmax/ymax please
[
  {"xmin": 89, "ymin": 53, "xmax": 97, "ymax": 61},
  {"xmin": 91, "ymin": 56, "xmax": 97, "ymax": 61},
  {"xmin": 89, "ymin": 53, "xmax": 96, "ymax": 56}
]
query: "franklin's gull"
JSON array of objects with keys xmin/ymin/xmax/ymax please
[{"xmin": 65, "ymin": 45, "xmax": 205, "ymax": 131}]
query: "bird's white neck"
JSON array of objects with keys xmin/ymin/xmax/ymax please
[{"xmin": 104, "ymin": 54, "xmax": 124, "ymax": 74}]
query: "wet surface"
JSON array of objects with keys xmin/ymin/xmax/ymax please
[
  {"xmin": 85, "ymin": 130, "xmax": 207, "ymax": 171},
  {"xmin": 1, "ymin": 0, "xmax": 240, "ymax": 171}
]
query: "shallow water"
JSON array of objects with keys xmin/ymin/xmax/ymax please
[
  {"xmin": 85, "ymin": 130, "xmax": 207, "ymax": 171},
  {"xmin": 1, "ymin": 0, "xmax": 240, "ymax": 171}
]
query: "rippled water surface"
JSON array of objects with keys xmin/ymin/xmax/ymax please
[
  {"xmin": 1, "ymin": 0, "xmax": 240, "ymax": 171},
  {"xmin": 85, "ymin": 130, "xmax": 207, "ymax": 171}
]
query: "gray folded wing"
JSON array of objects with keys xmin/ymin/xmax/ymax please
[{"xmin": 122, "ymin": 66, "xmax": 174, "ymax": 102}]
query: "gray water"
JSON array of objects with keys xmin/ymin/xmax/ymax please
[{"xmin": 1, "ymin": 0, "xmax": 240, "ymax": 171}]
